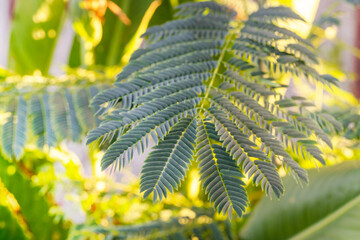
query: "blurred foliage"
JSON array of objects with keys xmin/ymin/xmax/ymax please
[
  {"xmin": 241, "ymin": 161, "xmax": 360, "ymax": 240},
  {"xmin": 1, "ymin": 0, "xmax": 360, "ymax": 239},
  {"xmin": 332, "ymin": 108, "xmax": 360, "ymax": 140},
  {"xmin": 69, "ymin": 0, "xmax": 170, "ymax": 67},
  {"xmin": 70, "ymin": 215, "xmax": 232, "ymax": 240},
  {"xmin": 0, "ymin": 154, "xmax": 70, "ymax": 240},
  {"xmin": 8, "ymin": 0, "xmax": 66, "ymax": 75},
  {"xmin": 8, "ymin": 0, "xmax": 174, "ymax": 74},
  {"xmin": 0, "ymin": 72, "xmax": 113, "ymax": 160},
  {"xmin": 0, "ymin": 206, "xmax": 27, "ymax": 239}
]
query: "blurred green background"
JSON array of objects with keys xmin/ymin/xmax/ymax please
[{"xmin": 0, "ymin": 0, "xmax": 360, "ymax": 239}]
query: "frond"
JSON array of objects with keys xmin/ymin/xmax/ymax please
[
  {"xmin": 140, "ymin": 117, "xmax": 196, "ymax": 201},
  {"xmin": 88, "ymin": 1, "xmax": 341, "ymax": 218},
  {"xmin": 196, "ymin": 118, "xmax": 247, "ymax": 217},
  {"xmin": 65, "ymin": 89, "xmax": 82, "ymax": 142},
  {"xmin": 249, "ymin": 6, "xmax": 305, "ymax": 22},
  {"xmin": 31, "ymin": 94, "xmax": 57, "ymax": 148},
  {"xmin": 51, "ymin": 92, "xmax": 69, "ymax": 141},
  {"xmin": 0, "ymin": 82, "xmax": 104, "ymax": 160},
  {"xmin": 100, "ymin": 99, "xmax": 199, "ymax": 171},
  {"xmin": 74, "ymin": 88, "xmax": 97, "ymax": 130},
  {"xmin": 175, "ymin": 1, "xmax": 237, "ymax": 18},
  {"xmin": 1, "ymin": 96, "xmax": 27, "ymax": 159}
]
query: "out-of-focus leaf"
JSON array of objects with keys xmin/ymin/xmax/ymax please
[
  {"xmin": 69, "ymin": 0, "xmax": 103, "ymax": 47},
  {"xmin": 241, "ymin": 161, "xmax": 360, "ymax": 240},
  {"xmin": 68, "ymin": 0, "xmax": 174, "ymax": 67},
  {"xmin": 93, "ymin": 0, "xmax": 173, "ymax": 66},
  {"xmin": 0, "ymin": 155, "xmax": 69, "ymax": 240},
  {"xmin": 148, "ymin": 0, "xmax": 173, "ymax": 27},
  {"xmin": 0, "ymin": 68, "xmax": 12, "ymax": 81},
  {"xmin": 8, "ymin": 0, "xmax": 66, "ymax": 75},
  {"xmin": 0, "ymin": 205, "xmax": 27, "ymax": 240},
  {"xmin": 95, "ymin": 0, "xmax": 150, "ymax": 66},
  {"xmin": 346, "ymin": 0, "xmax": 360, "ymax": 5},
  {"xmin": 68, "ymin": 35, "xmax": 82, "ymax": 68}
]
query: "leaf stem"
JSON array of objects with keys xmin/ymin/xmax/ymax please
[{"xmin": 200, "ymin": 36, "xmax": 232, "ymax": 108}]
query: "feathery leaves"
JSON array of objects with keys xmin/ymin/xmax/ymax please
[
  {"xmin": 88, "ymin": 1, "xmax": 340, "ymax": 218},
  {"xmin": 0, "ymin": 85, "xmax": 103, "ymax": 160},
  {"xmin": 140, "ymin": 117, "xmax": 197, "ymax": 201}
]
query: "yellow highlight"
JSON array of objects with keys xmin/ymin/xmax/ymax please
[
  {"xmin": 48, "ymin": 29, "xmax": 57, "ymax": 38},
  {"xmin": 160, "ymin": 209, "xmax": 173, "ymax": 221},
  {"xmin": 324, "ymin": 26, "xmax": 338, "ymax": 40},
  {"xmin": 121, "ymin": 0, "xmax": 162, "ymax": 63},
  {"xmin": 179, "ymin": 208, "xmax": 196, "ymax": 219},
  {"xmin": 169, "ymin": 0, "xmax": 179, "ymax": 8},
  {"xmin": 84, "ymin": 51, "xmax": 94, "ymax": 66},
  {"xmin": 187, "ymin": 169, "xmax": 200, "ymax": 200},
  {"xmin": 343, "ymin": 148, "xmax": 354, "ymax": 158},
  {"xmin": 0, "ymin": 112, "xmax": 11, "ymax": 125},
  {"xmin": 32, "ymin": 29, "xmax": 46, "ymax": 40},
  {"xmin": 94, "ymin": 151, "xmax": 105, "ymax": 177},
  {"xmin": 33, "ymin": 70, "xmax": 42, "ymax": 76},
  {"xmin": 95, "ymin": 181, "xmax": 107, "ymax": 192},
  {"xmin": 32, "ymin": 3, "xmax": 50, "ymax": 23},
  {"xmin": 0, "ymin": 179, "xmax": 21, "ymax": 212},
  {"xmin": 49, "ymin": 148, "xmax": 71, "ymax": 164},
  {"xmin": 274, "ymin": 0, "xmax": 320, "ymax": 38},
  {"xmin": 100, "ymin": 218, "xmax": 109, "ymax": 227},
  {"xmin": 6, "ymin": 166, "xmax": 16, "ymax": 176}
]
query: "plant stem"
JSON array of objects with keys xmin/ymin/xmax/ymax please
[{"xmin": 201, "ymin": 36, "xmax": 232, "ymax": 108}]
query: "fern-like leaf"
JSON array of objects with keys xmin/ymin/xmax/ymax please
[
  {"xmin": 31, "ymin": 94, "xmax": 57, "ymax": 148},
  {"xmin": 140, "ymin": 117, "xmax": 196, "ymax": 201},
  {"xmin": 88, "ymin": 1, "xmax": 341, "ymax": 218},
  {"xmin": 1, "ymin": 96, "xmax": 27, "ymax": 159},
  {"xmin": 196, "ymin": 118, "xmax": 248, "ymax": 217},
  {"xmin": 0, "ymin": 82, "xmax": 104, "ymax": 160}
]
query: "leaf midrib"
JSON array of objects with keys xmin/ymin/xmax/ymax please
[
  {"xmin": 201, "ymin": 35, "xmax": 232, "ymax": 108},
  {"xmin": 291, "ymin": 194, "xmax": 360, "ymax": 240}
]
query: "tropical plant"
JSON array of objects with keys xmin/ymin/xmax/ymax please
[
  {"xmin": 0, "ymin": 1, "xmax": 178, "ymax": 239},
  {"xmin": 88, "ymin": 1, "xmax": 341, "ymax": 218},
  {"xmin": 0, "ymin": 74, "xmax": 109, "ymax": 160},
  {"xmin": 241, "ymin": 160, "xmax": 360, "ymax": 239},
  {"xmin": 3, "ymin": 0, "xmax": 360, "ymax": 239}
]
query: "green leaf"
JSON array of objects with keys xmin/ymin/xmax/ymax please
[
  {"xmin": 1, "ymin": 96, "xmax": 28, "ymax": 160},
  {"xmin": 196, "ymin": 119, "xmax": 248, "ymax": 217},
  {"xmin": 0, "ymin": 155, "xmax": 69, "ymax": 240},
  {"xmin": 65, "ymin": 89, "xmax": 82, "ymax": 141},
  {"xmin": 91, "ymin": 0, "xmax": 173, "ymax": 66},
  {"xmin": 74, "ymin": 89, "xmax": 96, "ymax": 131},
  {"xmin": 0, "ymin": 205, "xmax": 27, "ymax": 240},
  {"xmin": 88, "ymin": 1, "xmax": 339, "ymax": 218},
  {"xmin": 51, "ymin": 92, "xmax": 69, "ymax": 141},
  {"xmin": 8, "ymin": 0, "xmax": 66, "ymax": 74},
  {"xmin": 30, "ymin": 94, "xmax": 57, "ymax": 148},
  {"xmin": 140, "ymin": 117, "xmax": 196, "ymax": 201},
  {"xmin": 241, "ymin": 161, "xmax": 360, "ymax": 240}
]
